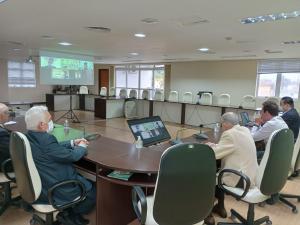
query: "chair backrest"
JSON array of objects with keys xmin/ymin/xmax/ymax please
[
  {"xmin": 109, "ymin": 87, "xmax": 116, "ymax": 96},
  {"xmin": 182, "ymin": 92, "xmax": 193, "ymax": 104},
  {"xmin": 79, "ymin": 86, "xmax": 88, "ymax": 94},
  {"xmin": 153, "ymin": 143, "xmax": 216, "ymax": 225},
  {"xmin": 199, "ymin": 92, "xmax": 213, "ymax": 105},
  {"xmin": 141, "ymin": 90, "xmax": 150, "ymax": 100},
  {"xmin": 241, "ymin": 95, "xmax": 256, "ymax": 108},
  {"xmin": 129, "ymin": 89, "xmax": 137, "ymax": 99},
  {"xmin": 256, "ymin": 129, "xmax": 294, "ymax": 196},
  {"xmin": 9, "ymin": 132, "xmax": 41, "ymax": 203},
  {"xmin": 290, "ymin": 129, "xmax": 300, "ymax": 174},
  {"xmin": 218, "ymin": 93, "xmax": 231, "ymax": 106},
  {"xmin": 119, "ymin": 89, "xmax": 128, "ymax": 98},
  {"xmin": 267, "ymin": 97, "xmax": 280, "ymax": 105},
  {"xmin": 154, "ymin": 90, "xmax": 164, "ymax": 101},
  {"xmin": 99, "ymin": 87, "xmax": 107, "ymax": 96},
  {"xmin": 168, "ymin": 91, "xmax": 179, "ymax": 102},
  {"xmin": 124, "ymin": 101, "xmax": 137, "ymax": 118}
]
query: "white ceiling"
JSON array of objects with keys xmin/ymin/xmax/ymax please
[{"xmin": 0, "ymin": 0, "xmax": 300, "ymax": 64}]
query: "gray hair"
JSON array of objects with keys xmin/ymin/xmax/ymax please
[
  {"xmin": 25, "ymin": 106, "xmax": 49, "ymax": 130},
  {"xmin": 221, "ymin": 112, "xmax": 239, "ymax": 125},
  {"xmin": 0, "ymin": 103, "xmax": 8, "ymax": 115}
]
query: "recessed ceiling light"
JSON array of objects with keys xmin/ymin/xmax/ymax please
[
  {"xmin": 241, "ymin": 10, "xmax": 300, "ymax": 24},
  {"xmin": 129, "ymin": 52, "xmax": 139, "ymax": 56},
  {"xmin": 134, "ymin": 33, "xmax": 146, "ymax": 38},
  {"xmin": 198, "ymin": 48, "xmax": 209, "ymax": 52},
  {"xmin": 58, "ymin": 42, "xmax": 72, "ymax": 46}
]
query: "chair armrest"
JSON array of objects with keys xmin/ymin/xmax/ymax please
[
  {"xmin": 48, "ymin": 179, "xmax": 87, "ymax": 211},
  {"xmin": 1, "ymin": 159, "xmax": 15, "ymax": 182},
  {"xmin": 132, "ymin": 186, "xmax": 147, "ymax": 225},
  {"xmin": 217, "ymin": 169, "xmax": 251, "ymax": 200}
]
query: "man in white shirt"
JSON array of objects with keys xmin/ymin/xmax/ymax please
[
  {"xmin": 251, "ymin": 100, "xmax": 288, "ymax": 144},
  {"xmin": 205, "ymin": 112, "xmax": 258, "ymax": 225}
]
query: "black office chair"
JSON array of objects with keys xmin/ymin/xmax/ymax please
[
  {"xmin": 132, "ymin": 143, "xmax": 216, "ymax": 225},
  {"xmin": 217, "ymin": 128, "xmax": 294, "ymax": 225},
  {"xmin": 9, "ymin": 131, "xmax": 87, "ymax": 225},
  {"xmin": 0, "ymin": 159, "xmax": 21, "ymax": 215}
]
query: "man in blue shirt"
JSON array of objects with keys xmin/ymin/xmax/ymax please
[
  {"xmin": 25, "ymin": 106, "xmax": 95, "ymax": 225},
  {"xmin": 280, "ymin": 96, "xmax": 300, "ymax": 141}
]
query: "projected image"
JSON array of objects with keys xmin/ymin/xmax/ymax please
[{"xmin": 40, "ymin": 52, "xmax": 94, "ymax": 85}]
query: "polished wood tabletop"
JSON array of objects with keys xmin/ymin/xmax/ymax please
[{"xmin": 5, "ymin": 116, "xmax": 221, "ymax": 174}]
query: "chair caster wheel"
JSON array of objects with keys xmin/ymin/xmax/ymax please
[
  {"xmin": 292, "ymin": 208, "xmax": 298, "ymax": 214},
  {"xmin": 229, "ymin": 214, "xmax": 237, "ymax": 222},
  {"xmin": 30, "ymin": 219, "xmax": 39, "ymax": 225},
  {"xmin": 266, "ymin": 220, "xmax": 272, "ymax": 225},
  {"xmin": 258, "ymin": 202, "xmax": 266, "ymax": 207}
]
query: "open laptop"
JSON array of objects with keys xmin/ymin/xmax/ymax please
[
  {"xmin": 127, "ymin": 116, "xmax": 171, "ymax": 147},
  {"xmin": 240, "ymin": 112, "xmax": 256, "ymax": 127}
]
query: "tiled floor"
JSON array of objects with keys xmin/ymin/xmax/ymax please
[{"xmin": 1, "ymin": 111, "xmax": 300, "ymax": 225}]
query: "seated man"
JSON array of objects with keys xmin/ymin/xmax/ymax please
[
  {"xmin": 280, "ymin": 96, "xmax": 300, "ymax": 140},
  {"xmin": 251, "ymin": 100, "xmax": 288, "ymax": 151},
  {"xmin": 205, "ymin": 112, "xmax": 258, "ymax": 225},
  {"xmin": 0, "ymin": 103, "xmax": 12, "ymax": 172},
  {"xmin": 25, "ymin": 106, "xmax": 95, "ymax": 225}
]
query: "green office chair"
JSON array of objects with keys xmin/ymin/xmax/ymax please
[
  {"xmin": 276, "ymin": 129, "xmax": 300, "ymax": 213},
  {"xmin": 0, "ymin": 159, "xmax": 21, "ymax": 215},
  {"xmin": 131, "ymin": 143, "xmax": 216, "ymax": 225},
  {"xmin": 217, "ymin": 128, "xmax": 294, "ymax": 225},
  {"xmin": 9, "ymin": 132, "xmax": 87, "ymax": 225}
]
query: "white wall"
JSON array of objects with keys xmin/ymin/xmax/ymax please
[
  {"xmin": 0, "ymin": 58, "xmax": 53, "ymax": 103},
  {"xmin": 169, "ymin": 60, "xmax": 258, "ymax": 106}
]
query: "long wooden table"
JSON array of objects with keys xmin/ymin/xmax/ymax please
[{"xmin": 5, "ymin": 117, "xmax": 220, "ymax": 225}]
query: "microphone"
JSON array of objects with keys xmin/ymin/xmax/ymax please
[
  {"xmin": 169, "ymin": 128, "xmax": 189, "ymax": 145},
  {"xmin": 193, "ymin": 122, "xmax": 219, "ymax": 140}
]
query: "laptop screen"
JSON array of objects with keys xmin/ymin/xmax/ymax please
[
  {"xmin": 127, "ymin": 116, "xmax": 171, "ymax": 147},
  {"xmin": 240, "ymin": 112, "xmax": 251, "ymax": 125}
]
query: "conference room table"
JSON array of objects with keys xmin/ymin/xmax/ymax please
[{"xmin": 5, "ymin": 117, "xmax": 221, "ymax": 225}]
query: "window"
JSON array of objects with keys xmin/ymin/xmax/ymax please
[
  {"xmin": 256, "ymin": 60, "xmax": 300, "ymax": 99},
  {"xmin": 8, "ymin": 61, "xmax": 36, "ymax": 87},
  {"xmin": 115, "ymin": 65, "xmax": 165, "ymax": 97}
]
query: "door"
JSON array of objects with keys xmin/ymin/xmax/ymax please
[{"xmin": 98, "ymin": 69, "xmax": 109, "ymax": 95}]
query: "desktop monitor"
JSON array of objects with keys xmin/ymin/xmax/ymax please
[{"xmin": 127, "ymin": 116, "xmax": 171, "ymax": 147}]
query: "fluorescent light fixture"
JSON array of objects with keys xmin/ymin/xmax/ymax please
[
  {"xmin": 129, "ymin": 52, "xmax": 139, "ymax": 56},
  {"xmin": 198, "ymin": 48, "xmax": 209, "ymax": 52},
  {"xmin": 134, "ymin": 33, "xmax": 146, "ymax": 38},
  {"xmin": 58, "ymin": 42, "xmax": 72, "ymax": 46},
  {"xmin": 0, "ymin": 0, "xmax": 8, "ymax": 4},
  {"xmin": 241, "ymin": 10, "xmax": 300, "ymax": 24}
]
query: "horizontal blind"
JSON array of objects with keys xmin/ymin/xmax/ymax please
[
  {"xmin": 8, "ymin": 61, "xmax": 36, "ymax": 87},
  {"xmin": 258, "ymin": 59, "xmax": 300, "ymax": 74}
]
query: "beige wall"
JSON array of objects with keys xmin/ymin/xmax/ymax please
[{"xmin": 169, "ymin": 60, "xmax": 258, "ymax": 106}]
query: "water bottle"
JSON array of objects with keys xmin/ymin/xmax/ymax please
[
  {"xmin": 135, "ymin": 136, "xmax": 143, "ymax": 149},
  {"xmin": 214, "ymin": 123, "xmax": 220, "ymax": 134},
  {"xmin": 64, "ymin": 119, "xmax": 70, "ymax": 135}
]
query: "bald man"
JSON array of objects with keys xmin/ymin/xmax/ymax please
[
  {"xmin": 205, "ymin": 112, "xmax": 258, "ymax": 225},
  {"xmin": 0, "ymin": 103, "xmax": 12, "ymax": 171}
]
